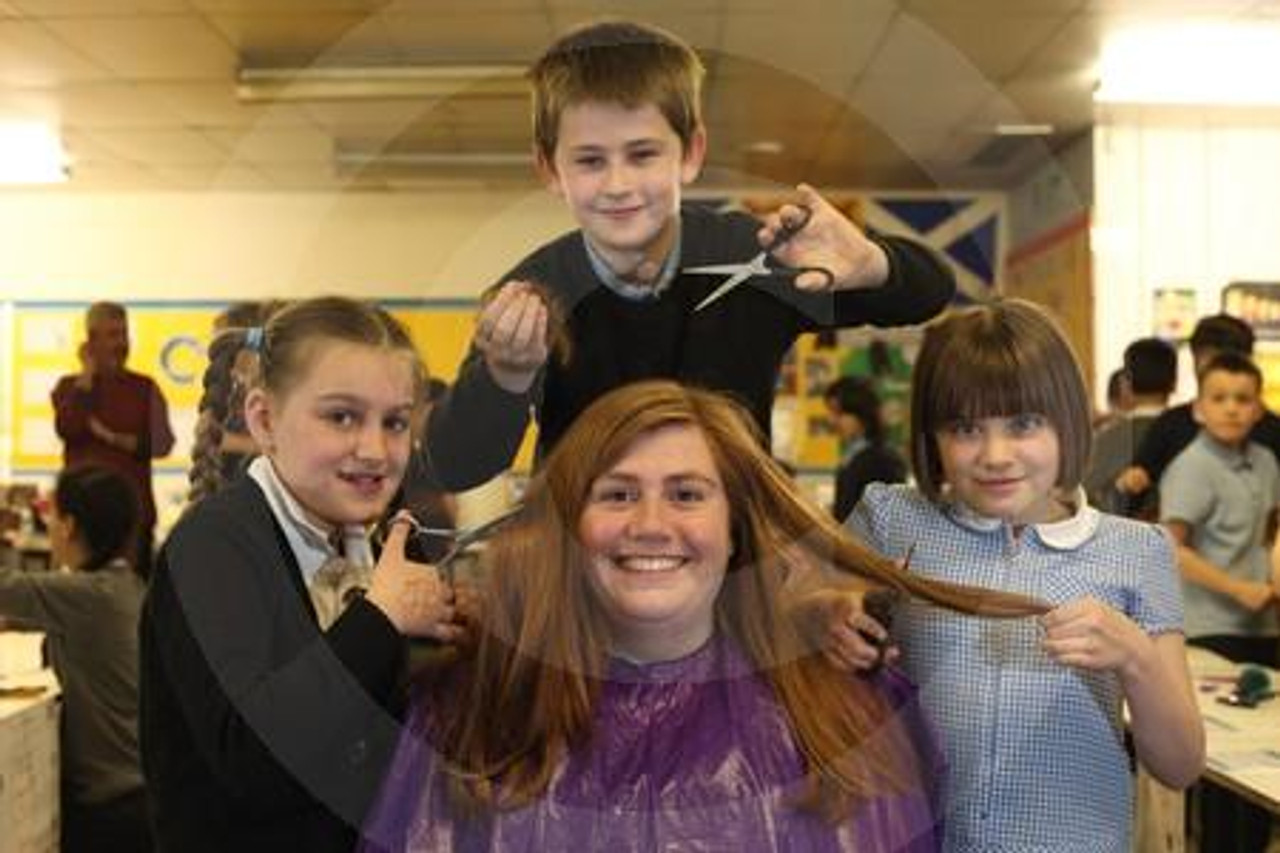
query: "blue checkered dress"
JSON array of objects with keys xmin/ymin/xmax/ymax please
[{"xmin": 847, "ymin": 484, "xmax": 1183, "ymax": 853}]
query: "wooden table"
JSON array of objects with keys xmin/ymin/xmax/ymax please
[
  {"xmin": 0, "ymin": 633, "xmax": 59, "ymax": 853},
  {"xmin": 1135, "ymin": 647, "xmax": 1280, "ymax": 853}
]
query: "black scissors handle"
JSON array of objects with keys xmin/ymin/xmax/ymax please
[
  {"xmin": 763, "ymin": 203, "xmax": 814, "ymax": 253},
  {"xmin": 774, "ymin": 265, "xmax": 835, "ymax": 289},
  {"xmin": 763, "ymin": 205, "xmax": 835, "ymax": 288}
]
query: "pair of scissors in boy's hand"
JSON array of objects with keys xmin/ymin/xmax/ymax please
[{"xmin": 684, "ymin": 204, "xmax": 836, "ymax": 312}]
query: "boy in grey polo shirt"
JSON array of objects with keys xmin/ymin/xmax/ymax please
[
  {"xmin": 1160, "ymin": 350, "xmax": 1277, "ymax": 853},
  {"xmin": 1161, "ymin": 350, "xmax": 1280, "ymax": 667}
]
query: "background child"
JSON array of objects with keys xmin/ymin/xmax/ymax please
[
  {"xmin": 1158, "ymin": 350, "xmax": 1278, "ymax": 852},
  {"xmin": 426, "ymin": 19, "xmax": 956, "ymax": 490},
  {"xmin": 847, "ymin": 299, "xmax": 1203, "ymax": 852},
  {"xmin": 824, "ymin": 375, "xmax": 907, "ymax": 520},
  {"xmin": 141, "ymin": 297, "xmax": 460, "ymax": 853},
  {"xmin": 0, "ymin": 464, "xmax": 151, "ymax": 853}
]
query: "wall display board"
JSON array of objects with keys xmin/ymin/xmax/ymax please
[
  {"xmin": 2, "ymin": 300, "xmax": 533, "ymax": 530},
  {"xmin": 1224, "ymin": 282, "xmax": 1280, "ymax": 413}
]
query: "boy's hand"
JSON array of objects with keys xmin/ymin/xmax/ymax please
[
  {"xmin": 1115, "ymin": 465, "xmax": 1150, "ymax": 494},
  {"xmin": 758, "ymin": 183, "xmax": 890, "ymax": 292},
  {"xmin": 475, "ymin": 281, "xmax": 549, "ymax": 394},
  {"xmin": 366, "ymin": 517, "xmax": 462, "ymax": 641},
  {"xmin": 1041, "ymin": 597, "xmax": 1150, "ymax": 674},
  {"xmin": 1230, "ymin": 579, "xmax": 1275, "ymax": 613}
]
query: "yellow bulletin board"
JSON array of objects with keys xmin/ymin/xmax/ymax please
[{"xmin": 6, "ymin": 299, "xmax": 533, "ymax": 478}]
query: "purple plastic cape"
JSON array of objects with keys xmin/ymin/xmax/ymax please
[{"xmin": 358, "ymin": 634, "xmax": 944, "ymax": 852}]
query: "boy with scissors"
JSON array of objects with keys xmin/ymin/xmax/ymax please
[{"xmin": 427, "ymin": 19, "xmax": 955, "ymax": 492}]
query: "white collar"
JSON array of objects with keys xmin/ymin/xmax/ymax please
[
  {"xmin": 583, "ymin": 223, "xmax": 682, "ymax": 301},
  {"xmin": 944, "ymin": 487, "xmax": 1100, "ymax": 550},
  {"xmin": 247, "ymin": 456, "xmax": 373, "ymax": 584}
]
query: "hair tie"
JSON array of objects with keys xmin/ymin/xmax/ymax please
[{"xmin": 244, "ymin": 326, "xmax": 264, "ymax": 352}]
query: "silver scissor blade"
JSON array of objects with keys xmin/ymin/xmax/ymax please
[
  {"xmin": 682, "ymin": 263, "xmax": 751, "ymax": 276},
  {"xmin": 694, "ymin": 267, "xmax": 755, "ymax": 312}
]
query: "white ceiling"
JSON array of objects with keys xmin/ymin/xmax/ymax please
[{"xmin": 0, "ymin": 0, "xmax": 1273, "ymax": 193}]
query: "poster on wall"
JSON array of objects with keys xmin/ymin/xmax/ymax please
[
  {"xmin": 1223, "ymin": 282, "xmax": 1280, "ymax": 340},
  {"xmin": 1152, "ymin": 288, "xmax": 1199, "ymax": 341},
  {"xmin": 1223, "ymin": 282, "xmax": 1280, "ymax": 413}
]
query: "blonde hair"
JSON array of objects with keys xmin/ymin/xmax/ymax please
[{"xmin": 431, "ymin": 380, "xmax": 1046, "ymax": 819}]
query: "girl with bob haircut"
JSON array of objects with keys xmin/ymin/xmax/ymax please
[
  {"xmin": 361, "ymin": 379, "xmax": 1049, "ymax": 852},
  {"xmin": 847, "ymin": 299, "xmax": 1204, "ymax": 852}
]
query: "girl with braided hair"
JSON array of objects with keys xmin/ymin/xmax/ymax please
[
  {"xmin": 142, "ymin": 296, "xmax": 462, "ymax": 853},
  {"xmin": 188, "ymin": 300, "xmax": 282, "ymax": 504}
]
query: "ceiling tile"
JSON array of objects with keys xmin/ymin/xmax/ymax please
[
  {"xmin": 148, "ymin": 161, "xmax": 271, "ymax": 190},
  {"xmin": 718, "ymin": 4, "xmax": 895, "ymax": 93},
  {"xmin": 205, "ymin": 125, "xmax": 334, "ymax": 163},
  {"xmin": 209, "ymin": 12, "xmax": 397, "ymax": 66},
  {"xmin": 56, "ymin": 82, "xmax": 181, "ymax": 127},
  {"xmin": 0, "ymin": 20, "xmax": 108, "ymax": 86},
  {"xmin": 41, "ymin": 15, "xmax": 237, "ymax": 80},
  {"xmin": 906, "ymin": 11, "xmax": 1078, "ymax": 81},
  {"xmin": 380, "ymin": 11, "xmax": 553, "ymax": 61},
  {"xmin": 11, "ymin": 0, "xmax": 189, "ymax": 14},
  {"xmin": 140, "ymin": 81, "xmax": 317, "ymax": 128},
  {"xmin": 84, "ymin": 127, "xmax": 227, "ymax": 164}
]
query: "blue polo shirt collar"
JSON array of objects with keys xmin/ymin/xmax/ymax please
[
  {"xmin": 943, "ymin": 487, "xmax": 1100, "ymax": 550},
  {"xmin": 1194, "ymin": 431, "xmax": 1254, "ymax": 471}
]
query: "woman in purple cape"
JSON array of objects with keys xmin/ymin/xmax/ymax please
[{"xmin": 360, "ymin": 381, "xmax": 1045, "ymax": 852}]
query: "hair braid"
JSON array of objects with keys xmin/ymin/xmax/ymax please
[{"xmin": 187, "ymin": 330, "xmax": 247, "ymax": 505}]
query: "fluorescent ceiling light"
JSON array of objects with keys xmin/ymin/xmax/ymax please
[
  {"xmin": 0, "ymin": 123, "xmax": 68, "ymax": 184},
  {"xmin": 995, "ymin": 123, "xmax": 1054, "ymax": 136},
  {"xmin": 335, "ymin": 150, "xmax": 529, "ymax": 168},
  {"xmin": 237, "ymin": 64, "xmax": 528, "ymax": 102},
  {"xmin": 1096, "ymin": 22, "xmax": 1280, "ymax": 106}
]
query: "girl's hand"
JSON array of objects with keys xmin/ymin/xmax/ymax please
[
  {"xmin": 793, "ymin": 586, "xmax": 898, "ymax": 672},
  {"xmin": 366, "ymin": 517, "xmax": 461, "ymax": 641},
  {"xmin": 474, "ymin": 281, "xmax": 549, "ymax": 394},
  {"xmin": 757, "ymin": 184, "xmax": 890, "ymax": 292},
  {"xmin": 1040, "ymin": 596, "xmax": 1151, "ymax": 674}
]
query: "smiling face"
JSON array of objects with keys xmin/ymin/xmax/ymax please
[
  {"xmin": 1195, "ymin": 368, "xmax": 1262, "ymax": 448},
  {"xmin": 246, "ymin": 340, "xmax": 416, "ymax": 529},
  {"xmin": 935, "ymin": 413, "xmax": 1066, "ymax": 527},
  {"xmin": 542, "ymin": 100, "xmax": 705, "ymax": 282},
  {"xmin": 577, "ymin": 422, "xmax": 731, "ymax": 662}
]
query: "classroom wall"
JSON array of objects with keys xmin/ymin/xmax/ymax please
[
  {"xmin": 1093, "ymin": 107, "xmax": 1280, "ymax": 401},
  {"xmin": 0, "ymin": 188, "xmax": 575, "ymax": 300}
]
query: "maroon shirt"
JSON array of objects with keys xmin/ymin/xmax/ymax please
[{"xmin": 51, "ymin": 369, "xmax": 175, "ymax": 527}]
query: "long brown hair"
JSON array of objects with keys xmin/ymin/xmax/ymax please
[{"xmin": 433, "ymin": 380, "xmax": 1046, "ymax": 818}]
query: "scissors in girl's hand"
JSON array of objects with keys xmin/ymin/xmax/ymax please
[
  {"xmin": 683, "ymin": 204, "xmax": 836, "ymax": 312},
  {"xmin": 383, "ymin": 504, "xmax": 522, "ymax": 585}
]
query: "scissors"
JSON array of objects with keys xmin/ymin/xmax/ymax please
[
  {"xmin": 381, "ymin": 504, "xmax": 523, "ymax": 585},
  {"xmin": 683, "ymin": 204, "xmax": 835, "ymax": 312}
]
